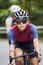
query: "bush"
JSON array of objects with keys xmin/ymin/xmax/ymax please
[
  {"xmin": 0, "ymin": 9, "xmax": 10, "ymax": 26},
  {"xmin": 38, "ymin": 33, "xmax": 43, "ymax": 38},
  {"xmin": 29, "ymin": 11, "xmax": 43, "ymax": 25}
]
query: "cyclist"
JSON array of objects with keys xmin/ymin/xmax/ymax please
[
  {"xmin": 6, "ymin": 5, "xmax": 21, "ymax": 33},
  {"xmin": 8, "ymin": 10, "xmax": 41, "ymax": 65}
]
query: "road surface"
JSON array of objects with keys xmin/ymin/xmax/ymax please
[{"xmin": 0, "ymin": 38, "xmax": 43, "ymax": 65}]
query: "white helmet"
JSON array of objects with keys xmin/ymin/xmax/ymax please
[
  {"xmin": 14, "ymin": 10, "xmax": 28, "ymax": 19},
  {"xmin": 10, "ymin": 5, "xmax": 21, "ymax": 13}
]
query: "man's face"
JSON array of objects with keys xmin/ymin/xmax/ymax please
[{"xmin": 16, "ymin": 19, "xmax": 28, "ymax": 31}]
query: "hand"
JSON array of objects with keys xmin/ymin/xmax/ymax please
[
  {"xmin": 11, "ymin": 59, "xmax": 14, "ymax": 65},
  {"xmin": 8, "ymin": 63, "xmax": 10, "ymax": 65},
  {"xmin": 38, "ymin": 54, "xmax": 42, "ymax": 62}
]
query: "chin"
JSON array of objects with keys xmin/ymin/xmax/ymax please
[{"xmin": 19, "ymin": 28, "xmax": 25, "ymax": 32}]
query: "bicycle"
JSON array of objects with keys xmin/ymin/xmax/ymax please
[{"xmin": 10, "ymin": 51, "xmax": 36, "ymax": 65}]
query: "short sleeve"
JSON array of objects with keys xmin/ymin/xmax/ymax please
[
  {"xmin": 30, "ymin": 25, "xmax": 38, "ymax": 39},
  {"xmin": 8, "ymin": 30, "xmax": 15, "ymax": 44}
]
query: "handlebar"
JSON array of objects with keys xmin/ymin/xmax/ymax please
[{"xmin": 10, "ymin": 52, "xmax": 35, "ymax": 59}]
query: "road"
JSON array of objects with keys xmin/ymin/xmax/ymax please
[{"xmin": 0, "ymin": 38, "xmax": 43, "ymax": 65}]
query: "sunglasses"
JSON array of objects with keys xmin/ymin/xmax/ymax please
[{"xmin": 16, "ymin": 19, "xmax": 27, "ymax": 24}]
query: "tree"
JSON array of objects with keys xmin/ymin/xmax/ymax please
[{"xmin": 0, "ymin": 0, "xmax": 11, "ymax": 9}]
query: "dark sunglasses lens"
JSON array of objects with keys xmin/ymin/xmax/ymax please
[
  {"xmin": 16, "ymin": 21, "xmax": 21, "ymax": 24},
  {"xmin": 22, "ymin": 20, "xmax": 27, "ymax": 24},
  {"xmin": 16, "ymin": 19, "xmax": 27, "ymax": 24}
]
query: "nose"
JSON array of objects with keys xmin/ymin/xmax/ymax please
[{"xmin": 21, "ymin": 22, "xmax": 23, "ymax": 24}]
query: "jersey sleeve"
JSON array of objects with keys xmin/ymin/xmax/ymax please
[
  {"xmin": 8, "ymin": 30, "xmax": 15, "ymax": 45},
  {"xmin": 30, "ymin": 25, "xmax": 38, "ymax": 39}
]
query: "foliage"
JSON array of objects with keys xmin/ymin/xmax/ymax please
[
  {"xmin": 0, "ymin": 0, "xmax": 43, "ymax": 38},
  {"xmin": 0, "ymin": 9, "xmax": 10, "ymax": 26},
  {"xmin": 38, "ymin": 33, "xmax": 43, "ymax": 39},
  {"xmin": 0, "ymin": 0, "xmax": 43, "ymax": 26},
  {"xmin": 29, "ymin": 12, "xmax": 43, "ymax": 25},
  {"xmin": 16, "ymin": 0, "xmax": 43, "ymax": 25},
  {"xmin": 0, "ymin": 0, "xmax": 11, "ymax": 9}
]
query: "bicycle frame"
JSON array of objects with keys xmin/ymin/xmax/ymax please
[{"xmin": 10, "ymin": 52, "xmax": 35, "ymax": 65}]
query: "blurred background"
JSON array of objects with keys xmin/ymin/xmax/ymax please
[
  {"xmin": 0, "ymin": 0, "xmax": 43, "ymax": 26},
  {"xmin": 0, "ymin": 0, "xmax": 43, "ymax": 38},
  {"xmin": 0, "ymin": 0, "xmax": 43, "ymax": 65}
]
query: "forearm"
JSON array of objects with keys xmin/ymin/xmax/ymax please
[
  {"xmin": 9, "ymin": 44, "xmax": 14, "ymax": 57},
  {"xmin": 33, "ymin": 39, "xmax": 41, "ymax": 54},
  {"xmin": 9, "ymin": 44, "xmax": 15, "ymax": 64}
]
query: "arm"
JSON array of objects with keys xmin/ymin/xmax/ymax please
[
  {"xmin": 8, "ymin": 30, "xmax": 15, "ymax": 64},
  {"xmin": 33, "ymin": 38, "xmax": 41, "ymax": 62},
  {"xmin": 30, "ymin": 25, "xmax": 41, "ymax": 54},
  {"xmin": 33, "ymin": 39, "xmax": 41, "ymax": 55}
]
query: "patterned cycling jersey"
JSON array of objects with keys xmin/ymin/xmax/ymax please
[{"xmin": 10, "ymin": 23, "xmax": 38, "ymax": 43}]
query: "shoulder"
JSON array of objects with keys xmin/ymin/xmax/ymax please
[
  {"xmin": 11, "ymin": 25, "xmax": 17, "ymax": 30},
  {"xmin": 27, "ymin": 22, "xmax": 37, "ymax": 32},
  {"xmin": 30, "ymin": 24, "xmax": 37, "ymax": 30},
  {"xmin": 6, "ymin": 15, "xmax": 12, "ymax": 19},
  {"xmin": 6, "ymin": 16, "xmax": 13, "ymax": 22},
  {"xmin": 27, "ymin": 22, "xmax": 33, "ymax": 29},
  {"xmin": 30, "ymin": 24, "xmax": 37, "ymax": 33},
  {"xmin": 27, "ymin": 22, "xmax": 37, "ymax": 29}
]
